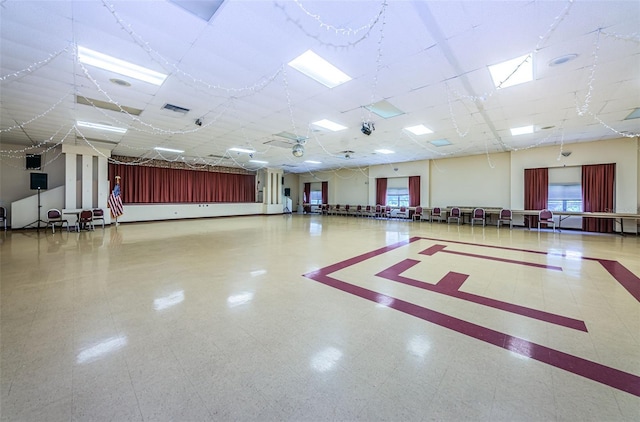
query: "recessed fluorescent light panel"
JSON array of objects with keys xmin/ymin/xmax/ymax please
[
  {"xmin": 405, "ymin": 124, "xmax": 433, "ymax": 135},
  {"xmin": 76, "ymin": 121, "xmax": 127, "ymax": 134},
  {"xmin": 488, "ymin": 53, "xmax": 533, "ymax": 89},
  {"xmin": 510, "ymin": 125, "xmax": 534, "ymax": 136},
  {"xmin": 249, "ymin": 160, "xmax": 268, "ymax": 164},
  {"xmin": 375, "ymin": 149, "xmax": 394, "ymax": 154},
  {"xmin": 78, "ymin": 46, "xmax": 168, "ymax": 86},
  {"xmin": 154, "ymin": 147, "xmax": 184, "ymax": 153},
  {"xmin": 288, "ymin": 50, "xmax": 352, "ymax": 88},
  {"xmin": 430, "ymin": 139, "xmax": 451, "ymax": 147},
  {"xmin": 229, "ymin": 147, "xmax": 255, "ymax": 153},
  {"xmin": 304, "ymin": 160, "xmax": 321, "ymax": 164},
  {"xmin": 312, "ymin": 119, "xmax": 347, "ymax": 131}
]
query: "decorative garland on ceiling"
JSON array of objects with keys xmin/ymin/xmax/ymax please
[{"xmin": 1, "ymin": 0, "xmax": 638, "ymax": 175}]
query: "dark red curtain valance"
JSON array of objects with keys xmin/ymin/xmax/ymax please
[{"xmin": 108, "ymin": 164, "xmax": 255, "ymax": 203}]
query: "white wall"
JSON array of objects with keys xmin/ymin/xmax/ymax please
[
  {"xmin": 3, "ymin": 138, "xmax": 639, "ymax": 230},
  {"xmin": 369, "ymin": 160, "xmax": 429, "ymax": 206},
  {"xmin": 510, "ymin": 138, "xmax": 638, "ymax": 213},
  {"xmin": 0, "ymin": 145, "xmax": 66, "ymax": 227},
  {"xmin": 120, "ymin": 202, "xmax": 264, "ymax": 222},
  {"xmin": 283, "ymin": 173, "xmax": 300, "ymax": 206},
  {"xmin": 430, "ymin": 153, "xmax": 511, "ymax": 208},
  {"xmin": 299, "ymin": 168, "xmax": 370, "ymax": 206}
]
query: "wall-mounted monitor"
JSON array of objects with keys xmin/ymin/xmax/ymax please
[
  {"xmin": 26, "ymin": 154, "xmax": 42, "ymax": 170},
  {"xmin": 30, "ymin": 173, "xmax": 48, "ymax": 190}
]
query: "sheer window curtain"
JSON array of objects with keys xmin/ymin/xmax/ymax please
[
  {"xmin": 582, "ymin": 163, "xmax": 615, "ymax": 233},
  {"xmin": 524, "ymin": 168, "xmax": 548, "ymax": 228}
]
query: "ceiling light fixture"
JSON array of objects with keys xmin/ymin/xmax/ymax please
[
  {"xmin": 405, "ymin": 124, "xmax": 433, "ymax": 135},
  {"xmin": 77, "ymin": 46, "xmax": 168, "ymax": 86},
  {"xmin": 375, "ymin": 149, "xmax": 394, "ymax": 154},
  {"xmin": 312, "ymin": 119, "xmax": 347, "ymax": 131},
  {"xmin": 510, "ymin": 125, "xmax": 534, "ymax": 136},
  {"xmin": 489, "ymin": 53, "xmax": 533, "ymax": 89},
  {"xmin": 154, "ymin": 147, "xmax": 184, "ymax": 153},
  {"xmin": 288, "ymin": 50, "xmax": 352, "ymax": 88},
  {"xmin": 304, "ymin": 160, "xmax": 321, "ymax": 164},
  {"xmin": 76, "ymin": 121, "xmax": 127, "ymax": 134},
  {"xmin": 549, "ymin": 54, "xmax": 578, "ymax": 67},
  {"xmin": 249, "ymin": 160, "xmax": 268, "ymax": 164}
]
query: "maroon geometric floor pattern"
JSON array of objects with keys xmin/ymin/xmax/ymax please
[{"xmin": 303, "ymin": 236, "xmax": 640, "ymax": 397}]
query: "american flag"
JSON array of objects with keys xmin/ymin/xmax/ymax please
[{"xmin": 108, "ymin": 192, "xmax": 123, "ymax": 218}]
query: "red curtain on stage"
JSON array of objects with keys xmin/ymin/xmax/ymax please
[
  {"xmin": 321, "ymin": 182, "xmax": 328, "ymax": 204},
  {"xmin": 408, "ymin": 176, "xmax": 420, "ymax": 207},
  {"xmin": 524, "ymin": 168, "xmax": 548, "ymax": 228},
  {"xmin": 108, "ymin": 164, "xmax": 255, "ymax": 203},
  {"xmin": 376, "ymin": 178, "xmax": 387, "ymax": 205},
  {"xmin": 582, "ymin": 163, "xmax": 615, "ymax": 233}
]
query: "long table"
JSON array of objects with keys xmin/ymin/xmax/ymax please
[{"xmin": 512, "ymin": 210, "xmax": 640, "ymax": 235}]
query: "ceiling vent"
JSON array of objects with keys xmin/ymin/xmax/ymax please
[
  {"xmin": 207, "ymin": 154, "xmax": 229, "ymax": 160},
  {"xmin": 162, "ymin": 103, "xmax": 190, "ymax": 114},
  {"xmin": 76, "ymin": 95, "xmax": 142, "ymax": 116}
]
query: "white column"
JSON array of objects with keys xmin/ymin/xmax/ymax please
[
  {"xmin": 81, "ymin": 155, "xmax": 93, "ymax": 209},
  {"xmin": 97, "ymin": 156, "xmax": 108, "ymax": 210},
  {"xmin": 65, "ymin": 153, "xmax": 77, "ymax": 209}
]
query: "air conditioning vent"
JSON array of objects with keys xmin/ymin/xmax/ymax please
[{"xmin": 162, "ymin": 103, "xmax": 190, "ymax": 114}]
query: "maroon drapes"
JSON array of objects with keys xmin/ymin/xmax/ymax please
[
  {"xmin": 303, "ymin": 183, "xmax": 311, "ymax": 204},
  {"xmin": 409, "ymin": 176, "xmax": 420, "ymax": 207},
  {"xmin": 524, "ymin": 168, "xmax": 548, "ymax": 227},
  {"xmin": 376, "ymin": 178, "xmax": 387, "ymax": 205},
  {"xmin": 582, "ymin": 163, "xmax": 615, "ymax": 232},
  {"xmin": 108, "ymin": 164, "xmax": 255, "ymax": 203},
  {"xmin": 321, "ymin": 181, "xmax": 328, "ymax": 204}
]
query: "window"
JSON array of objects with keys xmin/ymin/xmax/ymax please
[
  {"xmin": 309, "ymin": 190, "xmax": 322, "ymax": 205},
  {"xmin": 386, "ymin": 187, "xmax": 409, "ymax": 207},
  {"xmin": 548, "ymin": 184, "xmax": 582, "ymax": 212}
]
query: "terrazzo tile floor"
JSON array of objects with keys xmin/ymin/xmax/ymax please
[{"xmin": 1, "ymin": 214, "xmax": 639, "ymax": 421}]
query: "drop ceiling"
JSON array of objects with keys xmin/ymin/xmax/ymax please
[{"xmin": 1, "ymin": 0, "xmax": 638, "ymax": 173}]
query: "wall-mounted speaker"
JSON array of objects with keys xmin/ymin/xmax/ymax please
[{"xmin": 26, "ymin": 154, "xmax": 41, "ymax": 170}]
